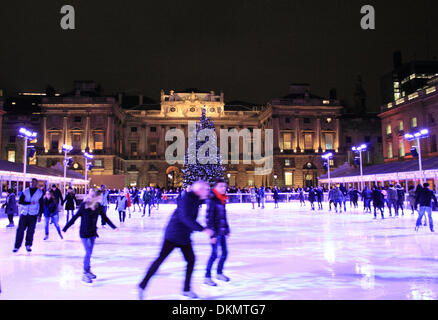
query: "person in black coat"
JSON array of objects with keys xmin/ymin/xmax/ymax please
[
  {"xmin": 204, "ymin": 179, "xmax": 231, "ymax": 287},
  {"xmin": 273, "ymin": 187, "xmax": 280, "ymax": 209},
  {"xmin": 2, "ymin": 189, "xmax": 18, "ymax": 228},
  {"xmin": 63, "ymin": 189, "xmax": 118, "ymax": 283},
  {"xmin": 372, "ymin": 187, "xmax": 385, "ymax": 219},
  {"xmin": 62, "ymin": 187, "xmax": 78, "ymax": 224},
  {"xmin": 138, "ymin": 181, "xmax": 214, "ymax": 300},
  {"xmin": 316, "ymin": 187, "xmax": 324, "ymax": 211},
  {"xmin": 43, "ymin": 190, "xmax": 63, "ymax": 240},
  {"xmin": 308, "ymin": 187, "xmax": 316, "ymax": 211},
  {"xmin": 415, "ymin": 183, "xmax": 438, "ymax": 232}
]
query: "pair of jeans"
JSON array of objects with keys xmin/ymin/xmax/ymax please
[
  {"xmin": 66, "ymin": 210, "xmax": 74, "ymax": 224},
  {"xmin": 388, "ymin": 199, "xmax": 398, "ymax": 215},
  {"xmin": 14, "ymin": 215, "xmax": 38, "ymax": 249},
  {"xmin": 364, "ymin": 199, "xmax": 372, "ymax": 211},
  {"xmin": 81, "ymin": 237, "xmax": 96, "ymax": 273},
  {"xmin": 205, "ymin": 235, "xmax": 228, "ymax": 278},
  {"xmin": 44, "ymin": 214, "xmax": 62, "ymax": 236},
  {"xmin": 118, "ymin": 211, "xmax": 126, "ymax": 222},
  {"xmin": 143, "ymin": 203, "xmax": 151, "ymax": 216},
  {"xmin": 417, "ymin": 207, "xmax": 434, "ymax": 231},
  {"xmin": 139, "ymin": 240, "xmax": 195, "ymax": 292},
  {"xmin": 334, "ymin": 200, "xmax": 342, "ymax": 212},
  {"xmin": 7, "ymin": 214, "xmax": 14, "ymax": 224},
  {"xmin": 101, "ymin": 206, "xmax": 108, "ymax": 226}
]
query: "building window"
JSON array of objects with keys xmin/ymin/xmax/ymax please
[
  {"xmin": 283, "ymin": 133, "xmax": 292, "ymax": 150},
  {"xmin": 326, "ymin": 118, "xmax": 333, "ymax": 124},
  {"xmin": 150, "ymin": 143, "xmax": 157, "ymax": 155},
  {"xmin": 94, "ymin": 159, "xmax": 103, "ymax": 168},
  {"xmin": 399, "ymin": 141, "xmax": 405, "ymax": 157},
  {"xmin": 285, "ymin": 172, "xmax": 293, "ymax": 186},
  {"xmin": 131, "ymin": 127, "xmax": 138, "ymax": 133},
  {"xmin": 325, "ymin": 133, "xmax": 334, "ymax": 150},
  {"xmin": 365, "ymin": 136, "xmax": 371, "ymax": 143},
  {"xmin": 131, "ymin": 143, "xmax": 138, "ymax": 156},
  {"xmin": 8, "ymin": 150, "xmax": 15, "ymax": 162},
  {"xmin": 74, "ymin": 116, "xmax": 81, "ymax": 123},
  {"xmin": 432, "ymin": 135, "xmax": 437, "ymax": 153},
  {"xmin": 411, "ymin": 117, "xmax": 418, "ymax": 129},
  {"xmin": 304, "ymin": 118, "xmax": 311, "ymax": 124},
  {"xmin": 285, "ymin": 118, "xmax": 290, "ymax": 124},
  {"xmin": 51, "ymin": 134, "xmax": 59, "ymax": 150},
  {"xmin": 150, "ymin": 127, "xmax": 157, "ymax": 133},
  {"xmin": 94, "ymin": 133, "xmax": 104, "ymax": 150},
  {"xmin": 399, "ymin": 121, "xmax": 404, "ymax": 132},
  {"xmin": 346, "ymin": 136, "xmax": 352, "ymax": 144},
  {"xmin": 72, "ymin": 134, "xmax": 81, "ymax": 150},
  {"xmin": 388, "ymin": 143, "xmax": 393, "ymax": 159},
  {"xmin": 387, "ymin": 125, "xmax": 392, "ymax": 135},
  {"xmin": 248, "ymin": 179, "xmax": 254, "ymax": 187},
  {"xmin": 285, "ymin": 159, "xmax": 291, "ymax": 167},
  {"xmin": 304, "ymin": 133, "xmax": 313, "ymax": 150}
]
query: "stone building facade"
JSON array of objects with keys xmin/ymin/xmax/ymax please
[
  {"xmin": 379, "ymin": 77, "xmax": 438, "ymax": 163},
  {"xmin": 1, "ymin": 81, "xmax": 357, "ymax": 189}
]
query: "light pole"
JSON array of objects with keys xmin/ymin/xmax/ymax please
[
  {"xmin": 62, "ymin": 144, "xmax": 73, "ymax": 198},
  {"xmin": 84, "ymin": 152, "xmax": 94, "ymax": 194},
  {"xmin": 405, "ymin": 129, "xmax": 429, "ymax": 184},
  {"xmin": 18, "ymin": 128, "xmax": 37, "ymax": 192},
  {"xmin": 352, "ymin": 144, "xmax": 367, "ymax": 191},
  {"xmin": 322, "ymin": 153, "xmax": 334, "ymax": 190}
]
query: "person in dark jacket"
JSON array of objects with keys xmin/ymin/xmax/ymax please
[
  {"xmin": 138, "ymin": 181, "xmax": 214, "ymax": 300},
  {"xmin": 131, "ymin": 187, "xmax": 141, "ymax": 212},
  {"xmin": 115, "ymin": 190, "xmax": 128, "ymax": 223},
  {"xmin": 204, "ymin": 179, "xmax": 231, "ymax": 287},
  {"xmin": 372, "ymin": 187, "xmax": 385, "ymax": 219},
  {"xmin": 396, "ymin": 185, "xmax": 405, "ymax": 216},
  {"xmin": 308, "ymin": 187, "xmax": 316, "ymax": 211},
  {"xmin": 339, "ymin": 184, "xmax": 348, "ymax": 212},
  {"xmin": 62, "ymin": 187, "xmax": 78, "ymax": 224},
  {"xmin": 2, "ymin": 189, "xmax": 18, "ymax": 228},
  {"xmin": 142, "ymin": 187, "xmax": 153, "ymax": 217},
  {"xmin": 415, "ymin": 183, "xmax": 438, "ymax": 232},
  {"xmin": 51, "ymin": 185, "xmax": 63, "ymax": 206},
  {"xmin": 349, "ymin": 188, "xmax": 360, "ymax": 209},
  {"xmin": 63, "ymin": 189, "xmax": 118, "ymax": 283},
  {"xmin": 43, "ymin": 190, "xmax": 63, "ymax": 240},
  {"xmin": 273, "ymin": 187, "xmax": 280, "ymax": 209},
  {"xmin": 362, "ymin": 187, "xmax": 372, "ymax": 213},
  {"xmin": 316, "ymin": 187, "xmax": 324, "ymax": 211}
]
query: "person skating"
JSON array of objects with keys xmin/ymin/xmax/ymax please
[
  {"xmin": 387, "ymin": 184, "xmax": 398, "ymax": 217},
  {"xmin": 349, "ymin": 188, "xmax": 360, "ymax": 209},
  {"xmin": 13, "ymin": 178, "xmax": 44, "ymax": 253},
  {"xmin": 132, "ymin": 187, "xmax": 141, "ymax": 212},
  {"xmin": 62, "ymin": 187, "xmax": 78, "ymax": 224},
  {"xmin": 123, "ymin": 188, "xmax": 132, "ymax": 218},
  {"xmin": 116, "ymin": 190, "xmax": 128, "ymax": 223},
  {"xmin": 204, "ymin": 179, "xmax": 231, "ymax": 287},
  {"xmin": 396, "ymin": 184, "xmax": 405, "ymax": 216},
  {"xmin": 2, "ymin": 189, "xmax": 17, "ymax": 228},
  {"xmin": 142, "ymin": 187, "xmax": 153, "ymax": 217},
  {"xmin": 258, "ymin": 186, "xmax": 266, "ymax": 209},
  {"xmin": 250, "ymin": 187, "xmax": 257, "ymax": 210},
  {"xmin": 138, "ymin": 181, "xmax": 214, "ymax": 299},
  {"xmin": 273, "ymin": 187, "xmax": 280, "ymax": 209},
  {"xmin": 99, "ymin": 185, "xmax": 110, "ymax": 227},
  {"xmin": 407, "ymin": 186, "xmax": 416, "ymax": 215},
  {"xmin": 328, "ymin": 187, "xmax": 335, "ymax": 212},
  {"xmin": 339, "ymin": 184, "xmax": 348, "ymax": 213},
  {"xmin": 298, "ymin": 187, "xmax": 305, "ymax": 207},
  {"xmin": 362, "ymin": 186, "xmax": 372, "ymax": 213},
  {"xmin": 308, "ymin": 187, "xmax": 316, "ymax": 211},
  {"xmin": 415, "ymin": 183, "xmax": 438, "ymax": 232},
  {"xmin": 333, "ymin": 187, "xmax": 344, "ymax": 213},
  {"xmin": 316, "ymin": 187, "xmax": 324, "ymax": 211},
  {"xmin": 63, "ymin": 189, "xmax": 118, "ymax": 284},
  {"xmin": 155, "ymin": 187, "xmax": 162, "ymax": 210},
  {"xmin": 43, "ymin": 190, "xmax": 63, "ymax": 240},
  {"xmin": 372, "ymin": 187, "xmax": 385, "ymax": 219}
]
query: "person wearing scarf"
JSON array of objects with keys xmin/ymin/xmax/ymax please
[{"xmin": 204, "ymin": 179, "xmax": 231, "ymax": 287}]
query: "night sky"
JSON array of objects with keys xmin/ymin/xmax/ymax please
[{"xmin": 1, "ymin": 0, "xmax": 437, "ymax": 111}]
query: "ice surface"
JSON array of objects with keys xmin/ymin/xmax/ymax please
[{"xmin": 1, "ymin": 202, "xmax": 438, "ymax": 300}]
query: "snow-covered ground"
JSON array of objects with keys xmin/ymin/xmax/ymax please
[{"xmin": 1, "ymin": 202, "xmax": 438, "ymax": 300}]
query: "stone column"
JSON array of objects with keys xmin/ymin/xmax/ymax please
[
  {"xmin": 295, "ymin": 118, "xmax": 300, "ymax": 151},
  {"xmin": 85, "ymin": 115, "xmax": 90, "ymax": 150},
  {"xmin": 272, "ymin": 116, "xmax": 280, "ymax": 153},
  {"xmin": 63, "ymin": 116, "xmax": 68, "ymax": 147},
  {"xmin": 316, "ymin": 118, "xmax": 321, "ymax": 151},
  {"xmin": 139, "ymin": 124, "xmax": 146, "ymax": 157},
  {"xmin": 43, "ymin": 116, "xmax": 48, "ymax": 151},
  {"xmin": 106, "ymin": 114, "xmax": 111, "ymax": 153},
  {"xmin": 335, "ymin": 118, "xmax": 340, "ymax": 151}
]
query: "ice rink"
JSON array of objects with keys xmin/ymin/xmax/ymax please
[{"xmin": 1, "ymin": 202, "xmax": 438, "ymax": 300}]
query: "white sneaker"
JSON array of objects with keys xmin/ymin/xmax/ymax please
[
  {"xmin": 217, "ymin": 274, "xmax": 230, "ymax": 282},
  {"xmin": 183, "ymin": 291, "xmax": 199, "ymax": 299}
]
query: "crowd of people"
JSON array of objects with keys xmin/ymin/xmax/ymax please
[{"xmin": 1, "ymin": 178, "xmax": 437, "ymax": 298}]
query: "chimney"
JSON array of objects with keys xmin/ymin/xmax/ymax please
[{"xmin": 393, "ymin": 51, "xmax": 402, "ymax": 69}]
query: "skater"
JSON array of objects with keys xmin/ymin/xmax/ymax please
[
  {"xmin": 124, "ymin": 188, "xmax": 132, "ymax": 218},
  {"xmin": 407, "ymin": 186, "xmax": 417, "ymax": 215},
  {"xmin": 13, "ymin": 178, "xmax": 44, "ymax": 253},
  {"xmin": 142, "ymin": 187, "xmax": 153, "ymax": 217},
  {"xmin": 43, "ymin": 190, "xmax": 63, "ymax": 240},
  {"xmin": 51, "ymin": 184, "xmax": 63, "ymax": 207},
  {"xmin": 316, "ymin": 187, "xmax": 324, "ymax": 211},
  {"xmin": 372, "ymin": 187, "xmax": 385, "ymax": 219},
  {"xmin": 62, "ymin": 187, "xmax": 78, "ymax": 224},
  {"xmin": 273, "ymin": 187, "xmax": 280, "ymax": 209},
  {"xmin": 298, "ymin": 187, "xmax": 305, "ymax": 207},
  {"xmin": 328, "ymin": 187, "xmax": 335, "ymax": 211},
  {"xmin": 155, "ymin": 187, "xmax": 162, "ymax": 210},
  {"xmin": 333, "ymin": 187, "xmax": 344, "ymax": 213},
  {"xmin": 339, "ymin": 184, "xmax": 348, "ymax": 212},
  {"xmin": 63, "ymin": 189, "xmax": 118, "ymax": 284},
  {"xmin": 116, "ymin": 190, "xmax": 128, "ymax": 223},
  {"xmin": 132, "ymin": 187, "xmax": 141, "ymax": 212},
  {"xmin": 138, "ymin": 181, "xmax": 214, "ymax": 299},
  {"xmin": 308, "ymin": 187, "xmax": 316, "ymax": 211},
  {"xmin": 396, "ymin": 185, "xmax": 405, "ymax": 216},
  {"xmin": 259, "ymin": 186, "xmax": 266, "ymax": 209},
  {"xmin": 362, "ymin": 186, "xmax": 372, "ymax": 213},
  {"xmin": 349, "ymin": 188, "xmax": 359, "ymax": 209},
  {"xmin": 250, "ymin": 187, "xmax": 257, "ymax": 210},
  {"xmin": 204, "ymin": 179, "xmax": 231, "ymax": 286},
  {"xmin": 99, "ymin": 185, "xmax": 110, "ymax": 227},
  {"xmin": 415, "ymin": 183, "xmax": 438, "ymax": 233},
  {"xmin": 2, "ymin": 189, "xmax": 17, "ymax": 228},
  {"xmin": 387, "ymin": 184, "xmax": 398, "ymax": 217}
]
